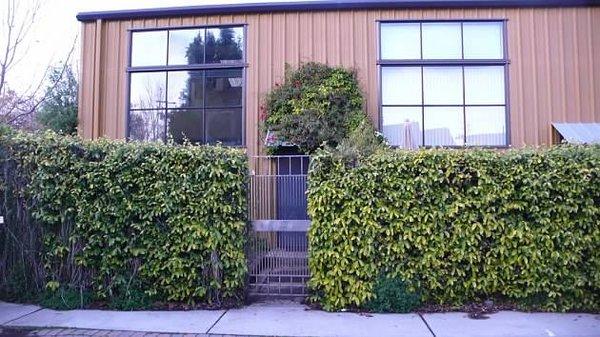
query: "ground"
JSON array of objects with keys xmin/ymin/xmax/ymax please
[{"xmin": 1, "ymin": 300, "xmax": 599, "ymax": 337}]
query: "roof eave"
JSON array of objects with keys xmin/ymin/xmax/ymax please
[{"xmin": 76, "ymin": 0, "xmax": 599, "ymax": 22}]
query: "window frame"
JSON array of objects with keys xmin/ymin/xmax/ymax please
[
  {"xmin": 125, "ymin": 24, "xmax": 248, "ymax": 147},
  {"xmin": 377, "ymin": 19, "xmax": 511, "ymax": 148}
]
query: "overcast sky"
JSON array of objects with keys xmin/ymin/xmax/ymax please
[{"xmin": 1, "ymin": 0, "xmax": 300, "ymax": 93}]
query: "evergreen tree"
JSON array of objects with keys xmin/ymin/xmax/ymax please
[{"xmin": 36, "ymin": 64, "xmax": 78, "ymax": 134}]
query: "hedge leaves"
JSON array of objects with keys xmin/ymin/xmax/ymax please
[
  {"xmin": 0, "ymin": 129, "xmax": 248, "ymax": 306},
  {"xmin": 308, "ymin": 146, "xmax": 600, "ymax": 312}
]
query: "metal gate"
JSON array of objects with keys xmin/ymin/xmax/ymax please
[{"xmin": 247, "ymin": 155, "xmax": 310, "ymax": 298}]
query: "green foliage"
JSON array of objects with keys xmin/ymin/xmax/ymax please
[
  {"xmin": 107, "ymin": 286, "xmax": 153, "ymax": 311},
  {"xmin": 329, "ymin": 121, "xmax": 388, "ymax": 166},
  {"xmin": 308, "ymin": 146, "xmax": 600, "ymax": 312},
  {"xmin": 0, "ymin": 263, "xmax": 38, "ymax": 303},
  {"xmin": 38, "ymin": 287, "xmax": 92, "ymax": 310},
  {"xmin": 365, "ymin": 276, "xmax": 421, "ymax": 313},
  {"xmin": 36, "ymin": 64, "xmax": 78, "ymax": 134},
  {"xmin": 0, "ymin": 128, "xmax": 248, "ymax": 308},
  {"xmin": 262, "ymin": 62, "xmax": 367, "ymax": 153}
]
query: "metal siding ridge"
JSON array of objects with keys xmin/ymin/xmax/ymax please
[{"xmin": 76, "ymin": 0, "xmax": 600, "ymax": 22}]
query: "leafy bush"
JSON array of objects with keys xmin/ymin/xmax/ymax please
[
  {"xmin": 308, "ymin": 146, "xmax": 600, "ymax": 312},
  {"xmin": 365, "ymin": 276, "xmax": 421, "ymax": 313},
  {"xmin": 0, "ymin": 128, "xmax": 248, "ymax": 308},
  {"xmin": 262, "ymin": 62, "xmax": 367, "ymax": 153},
  {"xmin": 39, "ymin": 287, "xmax": 92, "ymax": 310},
  {"xmin": 107, "ymin": 287, "xmax": 153, "ymax": 311},
  {"xmin": 328, "ymin": 121, "xmax": 388, "ymax": 166}
]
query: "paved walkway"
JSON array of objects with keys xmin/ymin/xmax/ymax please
[{"xmin": 1, "ymin": 301, "xmax": 599, "ymax": 337}]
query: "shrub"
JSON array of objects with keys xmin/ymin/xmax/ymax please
[
  {"xmin": 262, "ymin": 62, "xmax": 367, "ymax": 153},
  {"xmin": 308, "ymin": 146, "xmax": 600, "ymax": 312},
  {"xmin": 39, "ymin": 287, "xmax": 92, "ymax": 310},
  {"xmin": 328, "ymin": 120, "xmax": 388, "ymax": 166},
  {"xmin": 365, "ymin": 276, "xmax": 421, "ymax": 313},
  {"xmin": 107, "ymin": 286, "xmax": 153, "ymax": 311},
  {"xmin": 0, "ymin": 128, "xmax": 248, "ymax": 308}
]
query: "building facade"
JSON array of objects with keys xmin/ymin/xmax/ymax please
[{"xmin": 77, "ymin": 0, "xmax": 600, "ymax": 155}]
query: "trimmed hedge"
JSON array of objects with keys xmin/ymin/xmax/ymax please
[
  {"xmin": 307, "ymin": 146, "xmax": 600, "ymax": 312},
  {"xmin": 0, "ymin": 128, "xmax": 248, "ymax": 307}
]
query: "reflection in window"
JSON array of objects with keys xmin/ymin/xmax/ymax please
[
  {"xmin": 129, "ymin": 72, "xmax": 166, "ymax": 110},
  {"xmin": 466, "ymin": 106, "xmax": 506, "ymax": 146},
  {"xmin": 205, "ymin": 108, "xmax": 243, "ymax": 145},
  {"xmin": 379, "ymin": 21, "xmax": 508, "ymax": 147},
  {"xmin": 205, "ymin": 69, "xmax": 243, "ymax": 107},
  {"xmin": 129, "ymin": 110, "xmax": 166, "ymax": 142},
  {"xmin": 168, "ymin": 109, "xmax": 204, "ymax": 144},
  {"xmin": 168, "ymin": 71, "xmax": 204, "ymax": 108},
  {"xmin": 205, "ymin": 27, "xmax": 244, "ymax": 64},
  {"xmin": 424, "ymin": 107, "xmax": 464, "ymax": 146},
  {"xmin": 128, "ymin": 26, "xmax": 245, "ymax": 145},
  {"xmin": 131, "ymin": 31, "xmax": 167, "ymax": 67},
  {"xmin": 381, "ymin": 107, "xmax": 423, "ymax": 148},
  {"xmin": 168, "ymin": 29, "xmax": 203, "ymax": 65}
]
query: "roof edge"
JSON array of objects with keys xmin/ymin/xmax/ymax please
[{"xmin": 76, "ymin": 0, "xmax": 599, "ymax": 22}]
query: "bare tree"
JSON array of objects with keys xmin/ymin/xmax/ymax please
[{"xmin": 0, "ymin": 0, "xmax": 76, "ymax": 128}]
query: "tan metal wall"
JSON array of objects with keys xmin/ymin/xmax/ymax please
[{"xmin": 78, "ymin": 7, "xmax": 600, "ymax": 153}]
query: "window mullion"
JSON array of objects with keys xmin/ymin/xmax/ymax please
[
  {"xmin": 202, "ymin": 69, "xmax": 207, "ymax": 144},
  {"xmin": 420, "ymin": 23, "xmax": 425, "ymax": 147},
  {"xmin": 462, "ymin": 66, "xmax": 466, "ymax": 146},
  {"xmin": 421, "ymin": 66, "xmax": 425, "ymax": 147},
  {"xmin": 164, "ymin": 29, "xmax": 170, "ymax": 143},
  {"xmin": 164, "ymin": 71, "xmax": 169, "ymax": 143}
]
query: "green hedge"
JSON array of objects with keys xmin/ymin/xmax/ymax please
[
  {"xmin": 0, "ymin": 128, "xmax": 248, "ymax": 307},
  {"xmin": 307, "ymin": 146, "xmax": 600, "ymax": 312}
]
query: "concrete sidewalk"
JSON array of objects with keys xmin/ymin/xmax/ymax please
[{"xmin": 1, "ymin": 301, "xmax": 599, "ymax": 337}]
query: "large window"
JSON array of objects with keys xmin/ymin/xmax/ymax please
[
  {"xmin": 127, "ymin": 26, "xmax": 245, "ymax": 146},
  {"xmin": 379, "ymin": 21, "xmax": 508, "ymax": 147}
]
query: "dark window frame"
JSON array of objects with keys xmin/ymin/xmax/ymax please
[
  {"xmin": 377, "ymin": 19, "xmax": 511, "ymax": 148},
  {"xmin": 125, "ymin": 24, "xmax": 248, "ymax": 147}
]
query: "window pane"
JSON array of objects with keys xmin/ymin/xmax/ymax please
[
  {"xmin": 423, "ymin": 67, "xmax": 463, "ymax": 105},
  {"xmin": 463, "ymin": 22, "xmax": 504, "ymax": 59},
  {"xmin": 131, "ymin": 31, "xmax": 167, "ymax": 66},
  {"xmin": 382, "ymin": 107, "xmax": 423, "ymax": 148},
  {"xmin": 205, "ymin": 27, "xmax": 244, "ymax": 64},
  {"xmin": 168, "ymin": 29, "xmax": 204, "ymax": 65},
  {"xmin": 205, "ymin": 69, "xmax": 243, "ymax": 108},
  {"xmin": 380, "ymin": 23, "xmax": 421, "ymax": 60},
  {"xmin": 168, "ymin": 71, "xmax": 204, "ymax": 108},
  {"xmin": 130, "ymin": 72, "xmax": 167, "ymax": 110},
  {"xmin": 424, "ymin": 106, "xmax": 464, "ymax": 146},
  {"xmin": 422, "ymin": 23, "xmax": 462, "ymax": 59},
  {"xmin": 466, "ymin": 106, "xmax": 506, "ymax": 146},
  {"xmin": 205, "ymin": 108, "xmax": 243, "ymax": 145},
  {"xmin": 129, "ymin": 109, "xmax": 165, "ymax": 142},
  {"xmin": 167, "ymin": 109, "xmax": 204, "ymax": 144},
  {"xmin": 381, "ymin": 67, "xmax": 422, "ymax": 105},
  {"xmin": 464, "ymin": 66, "xmax": 505, "ymax": 105}
]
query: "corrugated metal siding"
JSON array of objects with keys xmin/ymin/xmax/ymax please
[{"xmin": 78, "ymin": 7, "xmax": 600, "ymax": 154}]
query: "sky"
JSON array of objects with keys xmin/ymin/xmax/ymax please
[{"xmin": 1, "ymin": 0, "xmax": 302, "ymax": 93}]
